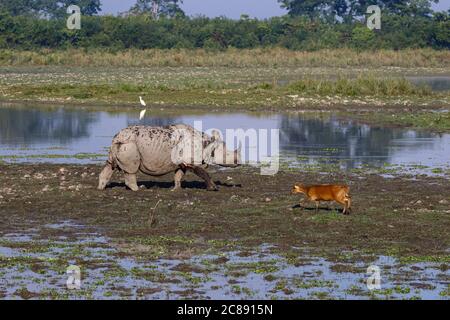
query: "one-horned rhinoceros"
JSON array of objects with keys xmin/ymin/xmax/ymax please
[{"xmin": 98, "ymin": 124, "xmax": 241, "ymax": 191}]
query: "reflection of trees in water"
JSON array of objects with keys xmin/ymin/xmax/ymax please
[
  {"xmin": 0, "ymin": 107, "xmax": 181, "ymax": 148},
  {"xmin": 279, "ymin": 115, "xmax": 434, "ymax": 169},
  {"xmin": 0, "ymin": 107, "xmax": 97, "ymax": 145},
  {"xmin": 0, "ymin": 107, "xmax": 440, "ymax": 169}
]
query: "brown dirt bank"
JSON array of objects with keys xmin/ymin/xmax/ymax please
[{"xmin": 0, "ymin": 164, "xmax": 449, "ymax": 261}]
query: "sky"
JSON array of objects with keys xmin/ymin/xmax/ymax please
[{"xmin": 100, "ymin": 0, "xmax": 450, "ymax": 18}]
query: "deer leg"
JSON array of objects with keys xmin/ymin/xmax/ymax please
[
  {"xmin": 344, "ymin": 197, "xmax": 352, "ymax": 215},
  {"xmin": 337, "ymin": 196, "xmax": 351, "ymax": 215},
  {"xmin": 299, "ymin": 198, "xmax": 309, "ymax": 210},
  {"xmin": 335, "ymin": 199, "xmax": 346, "ymax": 214},
  {"xmin": 315, "ymin": 201, "xmax": 320, "ymax": 213}
]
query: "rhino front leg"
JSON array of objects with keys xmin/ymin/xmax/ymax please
[
  {"xmin": 192, "ymin": 166, "xmax": 217, "ymax": 191},
  {"xmin": 124, "ymin": 173, "xmax": 139, "ymax": 191},
  {"xmin": 172, "ymin": 168, "xmax": 186, "ymax": 191}
]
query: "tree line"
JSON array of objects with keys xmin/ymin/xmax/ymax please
[{"xmin": 0, "ymin": 0, "xmax": 448, "ymax": 50}]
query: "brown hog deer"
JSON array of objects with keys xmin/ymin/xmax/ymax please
[{"xmin": 292, "ymin": 184, "xmax": 352, "ymax": 215}]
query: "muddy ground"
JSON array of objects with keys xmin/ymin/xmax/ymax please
[{"xmin": 0, "ymin": 164, "xmax": 449, "ymax": 299}]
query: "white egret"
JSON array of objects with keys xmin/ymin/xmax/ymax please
[
  {"xmin": 139, "ymin": 96, "xmax": 147, "ymax": 120},
  {"xmin": 139, "ymin": 96, "xmax": 146, "ymax": 106}
]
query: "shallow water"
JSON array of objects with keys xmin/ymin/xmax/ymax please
[
  {"xmin": 406, "ymin": 76, "xmax": 450, "ymax": 92},
  {"xmin": 0, "ymin": 104, "xmax": 449, "ymax": 175},
  {"xmin": 0, "ymin": 220, "xmax": 448, "ymax": 300}
]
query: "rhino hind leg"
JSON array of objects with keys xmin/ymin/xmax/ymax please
[
  {"xmin": 115, "ymin": 142, "xmax": 141, "ymax": 191},
  {"xmin": 115, "ymin": 142, "xmax": 140, "ymax": 173},
  {"xmin": 172, "ymin": 168, "xmax": 186, "ymax": 191},
  {"xmin": 124, "ymin": 173, "xmax": 139, "ymax": 191}
]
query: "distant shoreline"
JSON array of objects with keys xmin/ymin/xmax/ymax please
[{"xmin": 1, "ymin": 50, "xmax": 449, "ymax": 132}]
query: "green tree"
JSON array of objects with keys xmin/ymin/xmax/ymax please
[
  {"xmin": 0, "ymin": 6, "xmax": 448, "ymax": 50},
  {"xmin": 0, "ymin": 0, "xmax": 39, "ymax": 16},
  {"xmin": 278, "ymin": 0, "xmax": 334, "ymax": 18},
  {"xmin": 431, "ymin": 11, "xmax": 450, "ymax": 47},
  {"xmin": 129, "ymin": 0, "xmax": 184, "ymax": 18},
  {"xmin": 0, "ymin": 0, "xmax": 101, "ymax": 18},
  {"xmin": 351, "ymin": 25, "xmax": 375, "ymax": 49},
  {"xmin": 44, "ymin": 0, "xmax": 102, "ymax": 18},
  {"xmin": 278, "ymin": 0, "xmax": 440, "ymax": 21}
]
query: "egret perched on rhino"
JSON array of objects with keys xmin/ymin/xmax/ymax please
[{"xmin": 98, "ymin": 124, "xmax": 242, "ymax": 191}]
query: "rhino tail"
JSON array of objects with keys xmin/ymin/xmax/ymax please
[{"xmin": 108, "ymin": 142, "xmax": 121, "ymax": 169}]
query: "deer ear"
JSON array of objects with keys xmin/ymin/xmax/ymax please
[{"xmin": 211, "ymin": 130, "xmax": 221, "ymax": 142}]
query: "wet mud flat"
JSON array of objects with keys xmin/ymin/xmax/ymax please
[{"xmin": 0, "ymin": 164, "xmax": 449, "ymax": 299}]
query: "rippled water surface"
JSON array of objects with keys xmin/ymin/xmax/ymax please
[{"xmin": 1, "ymin": 220, "xmax": 448, "ymax": 300}]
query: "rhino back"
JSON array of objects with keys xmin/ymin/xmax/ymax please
[
  {"xmin": 135, "ymin": 126, "xmax": 179, "ymax": 175},
  {"xmin": 111, "ymin": 125, "xmax": 210, "ymax": 176}
]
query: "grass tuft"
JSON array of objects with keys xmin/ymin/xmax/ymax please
[{"xmin": 288, "ymin": 77, "xmax": 433, "ymax": 96}]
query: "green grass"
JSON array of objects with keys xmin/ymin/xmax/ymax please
[
  {"xmin": 12, "ymin": 76, "xmax": 436, "ymax": 97},
  {"xmin": 309, "ymin": 212, "xmax": 345, "ymax": 223},
  {"xmin": 398, "ymin": 255, "xmax": 450, "ymax": 264},
  {"xmin": 2, "ymin": 75, "xmax": 443, "ymax": 110},
  {"xmin": 287, "ymin": 77, "xmax": 432, "ymax": 96},
  {"xmin": 357, "ymin": 112, "xmax": 450, "ymax": 132},
  {"xmin": 1, "ymin": 48, "xmax": 449, "ymax": 68}
]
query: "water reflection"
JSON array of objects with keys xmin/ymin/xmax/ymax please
[
  {"xmin": 0, "ymin": 104, "xmax": 448, "ymax": 171},
  {"xmin": 406, "ymin": 76, "xmax": 450, "ymax": 92},
  {"xmin": 279, "ymin": 115, "xmax": 444, "ymax": 169},
  {"xmin": 0, "ymin": 106, "xmax": 97, "ymax": 145}
]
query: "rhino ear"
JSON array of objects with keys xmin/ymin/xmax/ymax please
[{"xmin": 211, "ymin": 130, "xmax": 221, "ymax": 142}]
